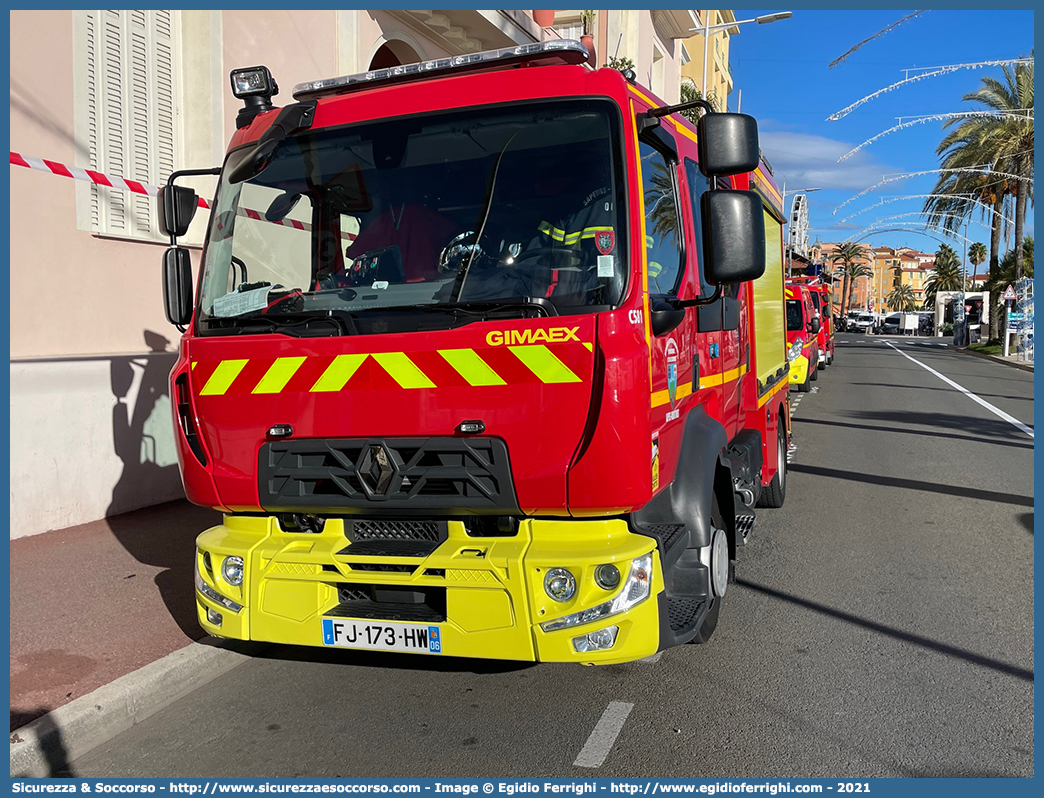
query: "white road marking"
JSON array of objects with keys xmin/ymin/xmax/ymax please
[
  {"xmin": 884, "ymin": 341, "xmax": 1034, "ymax": 438},
  {"xmin": 573, "ymin": 701, "xmax": 634, "ymax": 768}
]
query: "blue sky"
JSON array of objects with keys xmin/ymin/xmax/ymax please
[{"xmin": 726, "ymin": 8, "xmax": 1034, "ymax": 263}]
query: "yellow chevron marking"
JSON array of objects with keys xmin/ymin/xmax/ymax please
[
  {"xmin": 372, "ymin": 352, "xmax": 435, "ymax": 389},
  {"xmin": 191, "ymin": 362, "xmax": 197, "ymax": 370},
  {"xmin": 439, "ymin": 349, "xmax": 506, "ymax": 386},
  {"xmin": 311, "ymin": 354, "xmax": 368, "ymax": 392},
  {"xmin": 253, "ymin": 356, "xmax": 307, "ymax": 394},
  {"xmin": 583, "ymin": 342, "xmax": 594, "ymax": 352},
  {"xmin": 199, "ymin": 359, "xmax": 248, "ymax": 396},
  {"xmin": 509, "ymin": 345, "xmax": 581, "ymax": 384}
]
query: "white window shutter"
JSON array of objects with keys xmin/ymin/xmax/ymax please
[{"xmin": 81, "ymin": 10, "xmax": 179, "ymax": 240}]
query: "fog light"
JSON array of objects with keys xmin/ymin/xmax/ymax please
[
  {"xmin": 222, "ymin": 556, "xmax": 244, "ymax": 586},
  {"xmin": 544, "ymin": 568, "xmax": 576, "ymax": 602},
  {"xmin": 206, "ymin": 608, "xmax": 223, "ymax": 627},
  {"xmin": 595, "ymin": 564, "xmax": 621, "ymax": 590},
  {"xmin": 573, "ymin": 625, "xmax": 619, "ymax": 653}
]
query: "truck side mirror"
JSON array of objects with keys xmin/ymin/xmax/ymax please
[
  {"xmin": 163, "ymin": 247, "xmax": 194, "ymax": 326},
  {"xmin": 701, "ymin": 190, "xmax": 766, "ymax": 285},
  {"xmin": 158, "ymin": 184, "xmax": 199, "ymax": 237},
  {"xmin": 809, "ymin": 317, "xmax": 821, "ymax": 334},
  {"xmin": 696, "ymin": 113, "xmax": 759, "ymax": 177}
]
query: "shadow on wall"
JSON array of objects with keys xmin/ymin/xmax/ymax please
[
  {"xmin": 106, "ymin": 330, "xmax": 182, "ymax": 519},
  {"xmin": 104, "ymin": 331, "xmax": 222, "ymax": 637}
]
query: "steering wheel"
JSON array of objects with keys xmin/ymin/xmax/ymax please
[
  {"xmin": 512, "ymin": 246, "xmax": 585, "ymax": 270},
  {"xmin": 438, "ymin": 231, "xmax": 496, "ymax": 276}
]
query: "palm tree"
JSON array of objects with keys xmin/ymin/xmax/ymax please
[
  {"xmin": 923, "ymin": 243, "xmax": 963, "ymax": 309},
  {"xmin": 924, "ymin": 56, "xmax": 1033, "ymax": 339},
  {"xmin": 645, "ymin": 159, "xmax": 678, "ymax": 245},
  {"xmin": 887, "ymin": 283, "xmax": 917, "ymax": 312},
  {"xmin": 846, "ymin": 261, "xmax": 871, "ymax": 316},
  {"xmin": 830, "ymin": 242, "xmax": 871, "ymax": 318},
  {"xmin": 968, "ymin": 241, "xmax": 987, "ymax": 285},
  {"xmin": 984, "ymin": 236, "xmax": 1035, "ymax": 295}
]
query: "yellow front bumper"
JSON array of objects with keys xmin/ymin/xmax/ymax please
[
  {"xmin": 195, "ymin": 515, "xmax": 662, "ymax": 665},
  {"xmin": 788, "ymin": 354, "xmax": 809, "ymax": 385}
]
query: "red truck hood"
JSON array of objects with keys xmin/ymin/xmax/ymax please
[{"xmin": 186, "ymin": 316, "xmax": 597, "ymax": 514}]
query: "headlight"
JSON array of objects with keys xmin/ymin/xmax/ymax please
[
  {"xmin": 544, "ymin": 568, "xmax": 577, "ymax": 602},
  {"xmin": 541, "ymin": 554, "xmax": 653, "ymax": 632},
  {"xmin": 595, "ymin": 564, "xmax": 621, "ymax": 590},
  {"xmin": 195, "ymin": 554, "xmax": 243, "ymax": 613},
  {"xmin": 222, "ymin": 555, "xmax": 244, "ymax": 586},
  {"xmin": 787, "ymin": 338, "xmax": 804, "ymax": 361}
]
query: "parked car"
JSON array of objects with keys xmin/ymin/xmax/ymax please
[
  {"xmin": 848, "ymin": 311, "xmax": 874, "ymax": 334},
  {"xmin": 881, "ymin": 313, "xmax": 902, "ymax": 335}
]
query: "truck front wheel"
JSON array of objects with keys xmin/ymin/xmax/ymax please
[
  {"xmin": 757, "ymin": 423, "xmax": 787, "ymax": 509},
  {"xmin": 692, "ymin": 505, "xmax": 730, "ymax": 644}
]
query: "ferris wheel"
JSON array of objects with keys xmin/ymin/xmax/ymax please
[{"xmin": 789, "ymin": 193, "xmax": 810, "ymax": 260}]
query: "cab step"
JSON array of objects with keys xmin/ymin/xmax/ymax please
[{"xmin": 736, "ymin": 513, "xmax": 755, "ymax": 546}]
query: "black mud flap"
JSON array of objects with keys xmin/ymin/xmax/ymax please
[{"xmin": 632, "ymin": 406, "xmax": 730, "ymax": 649}]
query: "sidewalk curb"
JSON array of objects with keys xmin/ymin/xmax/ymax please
[
  {"xmin": 960, "ymin": 346, "xmax": 1035, "ymax": 373},
  {"xmin": 10, "ymin": 638, "xmax": 268, "ymax": 777}
]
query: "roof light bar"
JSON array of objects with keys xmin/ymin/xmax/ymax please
[{"xmin": 293, "ymin": 40, "xmax": 589, "ymax": 101}]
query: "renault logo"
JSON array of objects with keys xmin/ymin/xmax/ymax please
[{"xmin": 362, "ymin": 444, "xmax": 395, "ymax": 496}]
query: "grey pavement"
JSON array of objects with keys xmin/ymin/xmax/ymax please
[{"xmin": 44, "ymin": 334, "xmax": 1036, "ymax": 778}]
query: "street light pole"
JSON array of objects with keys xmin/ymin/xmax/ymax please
[{"xmin": 696, "ymin": 11, "xmax": 791, "ymax": 108}]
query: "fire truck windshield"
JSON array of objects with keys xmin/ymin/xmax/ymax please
[{"xmin": 197, "ymin": 101, "xmax": 626, "ymax": 336}]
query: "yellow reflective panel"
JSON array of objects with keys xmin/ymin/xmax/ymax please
[
  {"xmin": 372, "ymin": 352, "xmax": 436, "ymax": 389},
  {"xmin": 253, "ymin": 357, "xmax": 307, "ymax": 394},
  {"xmin": 311, "ymin": 354, "xmax": 368, "ymax": 392},
  {"xmin": 439, "ymin": 349, "xmax": 507, "ymax": 387},
  {"xmin": 509, "ymin": 345, "xmax": 581, "ymax": 384},
  {"xmin": 199, "ymin": 359, "xmax": 249, "ymax": 396}
]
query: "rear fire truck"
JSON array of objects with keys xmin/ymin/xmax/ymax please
[
  {"xmin": 788, "ymin": 276, "xmax": 833, "ymax": 368},
  {"xmin": 160, "ymin": 42, "xmax": 790, "ymax": 665}
]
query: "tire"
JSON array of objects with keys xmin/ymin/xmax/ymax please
[
  {"xmin": 691, "ymin": 499, "xmax": 730, "ymax": 644},
  {"xmin": 758, "ymin": 422, "xmax": 787, "ymax": 509},
  {"xmin": 797, "ymin": 366, "xmax": 811, "ymax": 392},
  {"xmin": 810, "ymin": 363, "xmax": 819, "ymax": 381}
]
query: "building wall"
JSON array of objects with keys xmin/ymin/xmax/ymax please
[{"xmin": 680, "ymin": 10, "xmax": 735, "ymax": 110}]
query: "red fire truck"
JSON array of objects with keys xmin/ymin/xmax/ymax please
[
  {"xmin": 159, "ymin": 41, "xmax": 790, "ymax": 665},
  {"xmin": 788, "ymin": 276, "xmax": 834, "ymax": 368},
  {"xmin": 784, "ymin": 283, "xmax": 820, "ymax": 392}
]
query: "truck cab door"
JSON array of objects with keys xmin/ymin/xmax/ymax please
[
  {"xmin": 639, "ymin": 133, "xmax": 694, "ymax": 493},
  {"xmin": 718, "ymin": 282, "xmax": 747, "ymax": 440}
]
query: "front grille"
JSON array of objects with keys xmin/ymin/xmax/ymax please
[
  {"xmin": 337, "ymin": 540, "xmax": 439, "ymax": 558},
  {"xmin": 353, "ymin": 520, "xmax": 441, "ymax": 542},
  {"xmin": 667, "ymin": 597, "xmax": 706, "ymax": 632},
  {"xmin": 258, "ymin": 437, "xmax": 519, "ymax": 514},
  {"xmin": 348, "ymin": 563, "xmax": 417, "ymax": 573},
  {"xmin": 332, "ymin": 583, "xmax": 446, "ymax": 623}
]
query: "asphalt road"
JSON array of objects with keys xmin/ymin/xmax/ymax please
[{"xmin": 64, "ymin": 335, "xmax": 1034, "ymax": 778}]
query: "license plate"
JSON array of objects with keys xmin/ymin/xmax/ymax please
[{"xmin": 321, "ymin": 618, "xmax": 443, "ymax": 654}]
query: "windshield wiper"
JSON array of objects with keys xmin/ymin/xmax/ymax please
[
  {"xmin": 412, "ymin": 296, "xmax": 558, "ymax": 318},
  {"xmin": 208, "ymin": 309, "xmax": 358, "ymax": 336}
]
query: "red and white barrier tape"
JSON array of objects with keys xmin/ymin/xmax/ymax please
[
  {"xmin": 11, "ymin": 151, "xmax": 355, "ymax": 241},
  {"xmin": 11, "ymin": 151, "xmax": 211, "ymax": 208}
]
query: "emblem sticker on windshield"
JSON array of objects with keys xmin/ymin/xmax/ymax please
[{"xmin": 595, "ymin": 230, "xmax": 615, "ymax": 255}]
